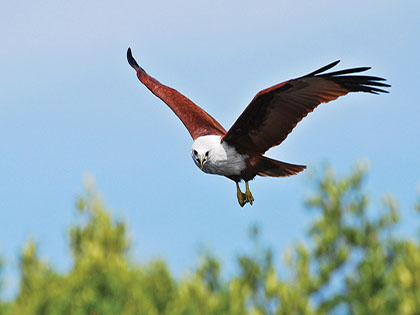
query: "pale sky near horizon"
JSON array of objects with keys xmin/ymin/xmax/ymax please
[{"xmin": 1, "ymin": 0, "xmax": 419, "ymax": 298}]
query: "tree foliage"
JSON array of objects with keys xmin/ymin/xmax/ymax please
[{"xmin": 0, "ymin": 166, "xmax": 419, "ymax": 314}]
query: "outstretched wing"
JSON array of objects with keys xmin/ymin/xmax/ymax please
[
  {"xmin": 127, "ymin": 48, "xmax": 226, "ymax": 139},
  {"xmin": 222, "ymin": 60, "xmax": 390, "ymax": 154}
]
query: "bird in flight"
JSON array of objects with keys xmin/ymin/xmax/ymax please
[{"xmin": 127, "ymin": 48, "xmax": 389, "ymax": 207}]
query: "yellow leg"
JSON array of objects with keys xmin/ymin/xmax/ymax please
[
  {"xmin": 245, "ymin": 181, "xmax": 254, "ymax": 205},
  {"xmin": 236, "ymin": 182, "xmax": 246, "ymax": 207}
]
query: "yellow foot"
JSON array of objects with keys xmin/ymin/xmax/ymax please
[
  {"xmin": 236, "ymin": 182, "xmax": 247, "ymax": 207},
  {"xmin": 236, "ymin": 182, "xmax": 254, "ymax": 207},
  {"xmin": 245, "ymin": 181, "xmax": 254, "ymax": 205}
]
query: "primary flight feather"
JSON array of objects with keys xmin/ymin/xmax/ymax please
[{"xmin": 127, "ymin": 48, "xmax": 389, "ymax": 207}]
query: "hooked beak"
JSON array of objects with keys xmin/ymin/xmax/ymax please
[{"xmin": 199, "ymin": 154, "xmax": 205, "ymax": 169}]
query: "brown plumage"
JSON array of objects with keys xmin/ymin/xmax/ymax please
[
  {"xmin": 127, "ymin": 48, "xmax": 389, "ymax": 206},
  {"xmin": 222, "ymin": 60, "xmax": 389, "ymax": 155},
  {"xmin": 127, "ymin": 49, "xmax": 226, "ymax": 139}
]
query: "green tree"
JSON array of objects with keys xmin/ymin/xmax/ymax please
[
  {"xmin": 0, "ymin": 255, "xmax": 6, "ymax": 315},
  {"xmin": 1, "ymin": 166, "xmax": 419, "ymax": 314}
]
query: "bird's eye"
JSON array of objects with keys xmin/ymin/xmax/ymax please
[
  {"xmin": 205, "ymin": 151, "xmax": 209, "ymax": 157},
  {"xmin": 193, "ymin": 149, "xmax": 198, "ymax": 156}
]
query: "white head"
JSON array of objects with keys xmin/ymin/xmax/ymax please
[
  {"xmin": 191, "ymin": 135, "xmax": 247, "ymax": 176},
  {"xmin": 191, "ymin": 135, "xmax": 222, "ymax": 170}
]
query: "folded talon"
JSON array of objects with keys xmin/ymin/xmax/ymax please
[
  {"xmin": 245, "ymin": 181, "xmax": 254, "ymax": 205},
  {"xmin": 236, "ymin": 182, "xmax": 254, "ymax": 207},
  {"xmin": 236, "ymin": 182, "xmax": 247, "ymax": 207}
]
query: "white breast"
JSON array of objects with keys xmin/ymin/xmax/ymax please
[{"xmin": 191, "ymin": 135, "xmax": 247, "ymax": 176}]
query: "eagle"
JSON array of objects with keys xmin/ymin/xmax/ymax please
[{"xmin": 127, "ymin": 48, "xmax": 389, "ymax": 207}]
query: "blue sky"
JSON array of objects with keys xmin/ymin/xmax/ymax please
[{"xmin": 1, "ymin": 0, "xmax": 419, "ymax": 298}]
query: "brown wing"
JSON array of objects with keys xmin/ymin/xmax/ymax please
[
  {"xmin": 222, "ymin": 60, "xmax": 390, "ymax": 154},
  {"xmin": 127, "ymin": 48, "xmax": 226, "ymax": 139}
]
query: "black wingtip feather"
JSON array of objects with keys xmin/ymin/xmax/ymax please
[
  {"xmin": 321, "ymin": 66, "xmax": 371, "ymax": 77},
  {"xmin": 127, "ymin": 48, "xmax": 145, "ymax": 72},
  {"xmin": 306, "ymin": 60, "xmax": 340, "ymax": 77},
  {"xmin": 303, "ymin": 60, "xmax": 390, "ymax": 95}
]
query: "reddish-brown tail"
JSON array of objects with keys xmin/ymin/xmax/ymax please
[{"xmin": 257, "ymin": 156, "xmax": 306, "ymax": 177}]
